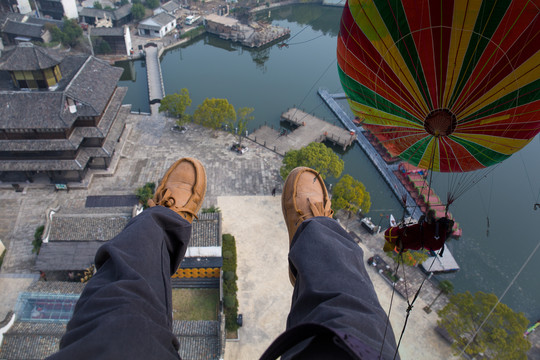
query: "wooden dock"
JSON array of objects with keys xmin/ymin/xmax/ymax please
[
  {"xmin": 247, "ymin": 108, "xmax": 356, "ymax": 155},
  {"xmin": 318, "ymin": 89, "xmax": 423, "ymax": 221}
]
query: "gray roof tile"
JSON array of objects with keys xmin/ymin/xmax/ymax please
[
  {"xmin": 48, "ymin": 214, "xmax": 130, "ymax": 241},
  {"xmin": 3, "ymin": 20, "xmax": 44, "ymax": 38},
  {"xmin": 0, "ymin": 43, "xmax": 62, "ymax": 71},
  {"xmin": 0, "ymin": 320, "xmax": 220, "ymax": 360}
]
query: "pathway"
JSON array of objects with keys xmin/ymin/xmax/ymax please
[
  {"xmin": 248, "ymin": 108, "xmax": 355, "ymax": 155},
  {"xmin": 145, "ymin": 45, "xmax": 165, "ymax": 111}
]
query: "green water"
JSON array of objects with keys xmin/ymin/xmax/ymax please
[{"xmin": 116, "ymin": 4, "xmax": 540, "ymax": 322}]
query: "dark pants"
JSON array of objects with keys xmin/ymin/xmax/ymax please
[{"xmin": 47, "ymin": 207, "xmax": 399, "ymax": 360}]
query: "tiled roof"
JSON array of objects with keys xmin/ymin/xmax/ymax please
[
  {"xmin": 78, "ymin": 4, "xmax": 132, "ymax": 20},
  {"xmin": 153, "ymin": 12, "xmax": 176, "ymax": 26},
  {"xmin": 35, "ymin": 241, "xmax": 103, "ymax": 271},
  {"xmin": 3, "ymin": 20, "xmax": 43, "ymax": 38},
  {"xmin": 0, "ymin": 150, "xmax": 90, "ymax": 172},
  {"xmin": 0, "ymin": 43, "xmax": 62, "ymax": 71},
  {"xmin": 191, "ymin": 213, "xmax": 221, "ymax": 247},
  {"xmin": 24, "ymin": 17, "xmax": 64, "ymax": 29},
  {"xmin": 0, "ymin": 91, "xmax": 72, "ymax": 130},
  {"xmin": 113, "ymin": 4, "xmax": 133, "ymax": 19},
  {"xmin": 34, "ymin": 210, "xmax": 220, "ymax": 271},
  {"xmin": 0, "ymin": 324, "xmax": 64, "ymax": 360},
  {"xmin": 0, "ymin": 87, "xmax": 128, "ymax": 155},
  {"xmin": 0, "ymin": 320, "xmax": 220, "ymax": 360},
  {"xmin": 0, "ymin": 53, "xmax": 124, "ymax": 131},
  {"xmin": 26, "ymin": 281, "xmax": 86, "ymax": 294},
  {"xmin": 89, "ymin": 26, "xmax": 124, "ymax": 37},
  {"xmin": 140, "ymin": 12, "xmax": 175, "ymax": 29},
  {"xmin": 161, "ymin": 0, "xmax": 181, "ymax": 13},
  {"xmin": 64, "ymin": 57, "xmax": 124, "ymax": 117},
  {"xmin": 173, "ymin": 320, "xmax": 221, "ymax": 360},
  {"xmin": 48, "ymin": 214, "xmax": 130, "ymax": 241}
]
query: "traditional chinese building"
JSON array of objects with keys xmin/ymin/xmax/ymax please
[{"xmin": 0, "ymin": 42, "xmax": 129, "ymax": 183}]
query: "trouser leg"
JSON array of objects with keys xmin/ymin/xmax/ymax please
[
  {"xmin": 47, "ymin": 206, "xmax": 191, "ymax": 360},
  {"xmin": 285, "ymin": 216, "xmax": 399, "ymax": 360}
]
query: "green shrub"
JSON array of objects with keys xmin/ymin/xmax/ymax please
[
  {"xmin": 202, "ymin": 205, "xmax": 220, "ymax": 213},
  {"xmin": 32, "ymin": 225, "xmax": 45, "ymax": 254},
  {"xmin": 223, "ymin": 294, "xmax": 236, "ymax": 308},
  {"xmin": 223, "ymin": 271, "xmax": 235, "ymax": 281},
  {"xmin": 222, "ymin": 233, "xmax": 239, "ymax": 332},
  {"xmin": 135, "ymin": 182, "xmax": 156, "ymax": 209}
]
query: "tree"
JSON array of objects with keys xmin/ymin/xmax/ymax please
[
  {"xmin": 438, "ymin": 291, "xmax": 531, "ymax": 359},
  {"xmin": 193, "ymin": 98, "xmax": 236, "ymax": 135},
  {"xmin": 386, "ymin": 248, "xmax": 429, "ymax": 267},
  {"xmin": 61, "ymin": 18, "xmax": 83, "ymax": 47},
  {"xmin": 424, "ymin": 280, "xmax": 453, "ymax": 313},
  {"xmin": 280, "ymin": 142, "xmax": 344, "ymax": 180},
  {"xmin": 145, "ymin": 0, "xmax": 159, "ymax": 9},
  {"xmin": 159, "ymin": 89, "xmax": 192, "ymax": 124},
  {"xmin": 47, "ymin": 23, "xmax": 63, "ymax": 43},
  {"xmin": 93, "ymin": 1, "xmax": 102, "ymax": 8},
  {"xmin": 92, "ymin": 37, "xmax": 112, "ymax": 54},
  {"xmin": 120, "ymin": 0, "xmax": 129, "ymax": 5},
  {"xmin": 132, "ymin": 3, "xmax": 145, "ymax": 20},
  {"xmin": 331, "ymin": 174, "xmax": 371, "ymax": 214},
  {"xmin": 228, "ymin": 106, "xmax": 253, "ymax": 146}
]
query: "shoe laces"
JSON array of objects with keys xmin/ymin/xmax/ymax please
[
  {"xmin": 148, "ymin": 188, "xmax": 199, "ymax": 219},
  {"xmin": 295, "ymin": 197, "xmax": 334, "ymax": 225}
]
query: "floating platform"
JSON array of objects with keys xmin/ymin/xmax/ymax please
[
  {"xmin": 248, "ymin": 108, "xmax": 356, "ymax": 155},
  {"xmin": 205, "ymin": 14, "xmax": 290, "ymax": 48},
  {"xmin": 421, "ymin": 245, "xmax": 460, "ymax": 273}
]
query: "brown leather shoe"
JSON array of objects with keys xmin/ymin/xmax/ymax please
[
  {"xmin": 282, "ymin": 167, "xmax": 333, "ymax": 285},
  {"xmin": 148, "ymin": 158, "xmax": 206, "ymax": 223}
]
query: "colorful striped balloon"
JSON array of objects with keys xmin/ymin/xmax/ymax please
[{"xmin": 338, "ymin": 0, "xmax": 540, "ymax": 172}]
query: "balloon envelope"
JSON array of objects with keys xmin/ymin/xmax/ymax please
[{"xmin": 338, "ymin": 0, "xmax": 540, "ymax": 172}]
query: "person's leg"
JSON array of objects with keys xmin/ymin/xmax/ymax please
[
  {"xmin": 48, "ymin": 206, "xmax": 191, "ymax": 360},
  {"xmin": 47, "ymin": 158, "xmax": 207, "ymax": 360},
  {"xmin": 277, "ymin": 167, "xmax": 399, "ymax": 359},
  {"xmin": 287, "ymin": 216, "xmax": 399, "ymax": 359}
]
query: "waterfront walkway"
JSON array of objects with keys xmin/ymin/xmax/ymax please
[
  {"xmin": 248, "ymin": 108, "xmax": 355, "ymax": 155},
  {"xmin": 145, "ymin": 44, "xmax": 165, "ymax": 111},
  {"xmin": 318, "ymin": 89, "xmax": 423, "ymax": 220}
]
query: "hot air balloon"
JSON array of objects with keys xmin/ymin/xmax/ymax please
[{"xmin": 337, "ymin": 0, "xmax": 540, "ymax": 173}]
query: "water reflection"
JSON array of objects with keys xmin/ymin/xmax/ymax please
[
  {"xmin": 116, "ymin": 60, "xmax": 137, "ymax": 82},
  {"xmin": 259, "ymin": 4, "xmax": 342, "ymax": 37}
]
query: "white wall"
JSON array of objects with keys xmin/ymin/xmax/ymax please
[
  {"xmin": 124, "ymin": 25, "xmax": 132, "ymax": 56},
  {"xmin": 61, "ymin": 0, "xmax": 79, "ymax": 19},
  {"xmin": 17, "ymin": 0, "xmax": 32, "ymax": 14}
]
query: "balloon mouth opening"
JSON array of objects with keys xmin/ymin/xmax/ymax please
[{"xmin": 424, "ymin": 109, "xmax": 457, "ymax": 137}]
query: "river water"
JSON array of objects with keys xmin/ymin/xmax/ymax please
[{"xmin": 116, "ymin": 4, "xmax": 540, "ymax": 322}]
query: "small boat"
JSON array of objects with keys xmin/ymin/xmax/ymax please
[{"xmin": 390, "ymin": 214, "xmax": 397, "ymax": 227}]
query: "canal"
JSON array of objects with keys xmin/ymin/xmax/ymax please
[{"xmin": 116, "ymin": 4, "xmax": 540, "ymax": 321}]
